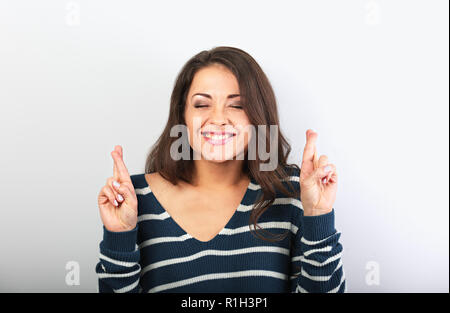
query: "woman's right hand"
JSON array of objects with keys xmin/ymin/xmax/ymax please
[{"xmin": 97, "ymin": 145, "xmax": 138, "ymax": 232}]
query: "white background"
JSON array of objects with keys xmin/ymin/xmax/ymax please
[{"xmin": 0, "ymin": 0, "xmax": 448, "ymax": 292}]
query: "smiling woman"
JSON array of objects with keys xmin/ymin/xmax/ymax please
[
  {"xmin": 145, "ymin": 47, "xmax": 301, "ymax": 242},
  {"xmin": 95, "ymin": 46, "xmax": 345, "ymax": 293}
]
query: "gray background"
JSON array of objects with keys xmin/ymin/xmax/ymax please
[{"xmin": 0, "ymin": 0, "xmax": 448, "ymax": 292}]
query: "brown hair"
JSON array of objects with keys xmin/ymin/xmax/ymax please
[{"xmin": 145, "ymin": 46, "xmax": 300, "ymax": 243}]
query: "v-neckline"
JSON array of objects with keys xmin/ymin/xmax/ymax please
[{"xmin": 143, "ymin": 172, "xmax": 253, "ymax": 245}]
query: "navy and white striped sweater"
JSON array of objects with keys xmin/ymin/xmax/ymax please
[{"xmin": 95, "ymin": 165, "xmax": 346, "ymax": 293}]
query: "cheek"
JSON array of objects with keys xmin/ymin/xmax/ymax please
[
  {"xmin": 185, "ymin": 112, "xmax": 204, "ymax": 135},
  {"xmin": 237, "ymin": 113, "xmax": 251, "ymax": 130},
  {"xmin": 235, "ymin": 115, "xmax": 252, "ymax": 136}
]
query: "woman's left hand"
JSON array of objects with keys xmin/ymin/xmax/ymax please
[{"xmin": 299, "ymin": 129, "xmax": 338, "ymax": 216}]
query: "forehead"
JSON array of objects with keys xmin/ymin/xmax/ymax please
[{"xmin": 189, "ymin": 64, "xmax": 240, "ymax": 96}]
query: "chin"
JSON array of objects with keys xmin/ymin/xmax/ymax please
[{"xmin": 202, "ymin": 155, "xmax": 235, "ymax": 162}]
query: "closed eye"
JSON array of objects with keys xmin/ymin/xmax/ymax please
[{"xmin": 194, "ymin": 104, "xmax": 243, "ymax": 109}]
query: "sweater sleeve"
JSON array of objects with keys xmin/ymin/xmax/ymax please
[
  {"xmin": 290, "ymin": 208, "xmax": 346, "ymax": 293},
  {"xmin": 95, "ymin": 225, "xmax": 142, "ymax": 293}
]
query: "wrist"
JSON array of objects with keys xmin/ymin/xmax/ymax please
[
  {"xmin": 303, "ymin": 207, "xmax": 332, "ymax": 217},
  {"xmin": 105, "ymin": 224, "xmax": 136, "ymax": 233}
]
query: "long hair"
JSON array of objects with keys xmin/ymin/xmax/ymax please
[{"xmin": 145, "ymin": 46, "xmax": 300, "ymax": 242}]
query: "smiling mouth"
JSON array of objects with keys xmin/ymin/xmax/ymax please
[
  {"xmin": 201, "ymin": 131, "xmax": 236, "ymax": 140},
  {"xmin": 201, "ymin": 131, "xmax": 236, "ymax": 145}
]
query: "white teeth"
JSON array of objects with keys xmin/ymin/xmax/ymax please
[{"xmin": 202, "ymin": 133, "xmax": 233, "ymax": 140}]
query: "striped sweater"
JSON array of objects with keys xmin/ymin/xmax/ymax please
[{"xmin": 95, "ymin": 165, "xmax": 346, "ymax": 293}]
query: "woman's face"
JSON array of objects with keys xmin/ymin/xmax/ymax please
[{"xmin": 184, "ymin": 64, "xmax": 252, "ymax": 162}]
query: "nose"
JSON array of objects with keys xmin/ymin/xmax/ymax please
[{"xmin": 210, "ymin": 105, "xmax": 228, "ymax": 125}]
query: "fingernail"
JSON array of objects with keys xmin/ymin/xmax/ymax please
[
  {"xmin": 324, "ymin": 165, "xmax": 331, "ymax": 173},
  {"xmin": 323, "ymin": 178, "xmax": 327, "ymax": 184},
  {"xmin": 114, "ymin": 199, "xmax": 118, "ymax": 206},
  {"xmin": 117, "ymin": 194, "xmax": 123, "ymax": 202},
  {"xmin": 113, "ymin": 181, "xmax": 120, "ymax": 188}
]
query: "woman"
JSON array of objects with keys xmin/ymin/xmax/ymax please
[{"xmin": 96, "ymin": 46, "xmax": 345, "ymax": 293}]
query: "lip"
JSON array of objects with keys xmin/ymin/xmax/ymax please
[
  {"xmin": 201, "ymin": 132, "xmax": 236, "ymax": 145},
  {"xmin": 201, "ymin": 131, "xmax": 236, "ymax": 136}
]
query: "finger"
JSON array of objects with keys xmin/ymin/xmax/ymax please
[
  {"xmin": 111, "ymin": 180, "xmax": 135, "ymax": 205},
  {"xmin": 112, "ymin": 152, "xmax": 119, "ymax": 181},
  {"xmin": 111, "ymin": 149, "xmax": 131, "ymax": 182},
  {"xmin": 112, "ymin": 145, "xmax": 124, "ymax": 181},
  {"xmin": 323, "ymin": 172, "xmax": 333, "ymax": 185},
  {"xmin": 101, "ymin": 185, "xmax": 119, "ymax": 207},
  {"xmin": 301, "ymin": 129, "xmax": 318, "ymax": 174},
  {"xmin": 329, "ymin": 171, "xmax": 337, "ymax": 183},
  {"xmin": 318, "ymin": 154, "xmax": 328, "ymax": 170},
  {"xmin": 107, "ymin": 177, "xmax": 120, "ymax": 201},
  {"xmin": 317, "ymin": 163, "xmax": 336, "ymax": 181},
  {"xmin": 313, "ymin": 147, "xmax": 318, "ymax": 170},
  {"xmin": 116, "ymin": 145, "xmax": 123, "ymax": 159},
  {"xmin": 113, "ymin": 161, "xmax": 119, "ymax": 181},
  {"xmin": 318, "ymin": 155, "xmax": 331, "ymax": 184},
  {"xmin": 108, "ymin": 176, "xmax": 134, "ymax": 203},
  {"xmin": 326, "ymin": 171, "xmax": 332, "ymax": 183}
]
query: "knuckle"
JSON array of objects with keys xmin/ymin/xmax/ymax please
[
  {"xmin": 122, "ymin": 182, "xmax": 135, "ymax": 195},
  {"xmin": 103, "ymin": 185, "xmax": 112, "ymax": 196},
  {"xmin": 121, "ymin": 181, "xmax": 132, "ymax": 189},
  {"xmin": 107, "ymin": 179, "xmax": 119, "ymax": 192},
  {"xmin": 101, "ymin": 185, "xmax": 109, "ymax": 195},
  {"xmin": 118, "ymin": 184, "xmax": 127, "ymax": 194},
  {"xmin": 104, "ymin": 190, "xmax": 113, "ymax": 201}
]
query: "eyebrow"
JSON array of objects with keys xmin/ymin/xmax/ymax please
[{"xmin": 191, "ymin": 93, "xmax": 240, "ymax": 100}]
